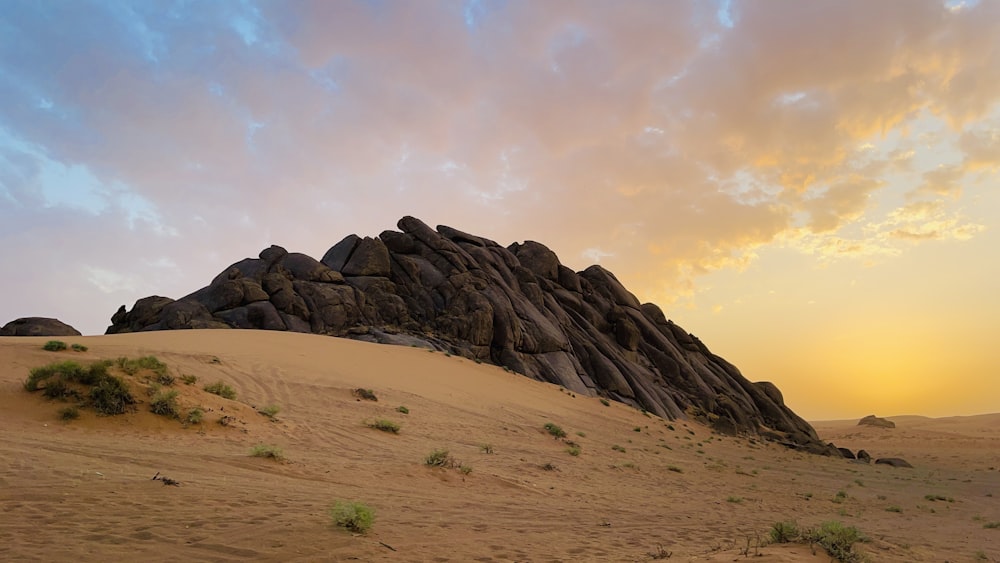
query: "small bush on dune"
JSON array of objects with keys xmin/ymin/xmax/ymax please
[
  {"xmin": 566, "ymin": 445, "xmax": 581, "ymax": 456},
  {"xmin": 367, "ymin": 419, "xmax": 400, "ymax": 433},
  {"xmin": 770, "ymin": 521, "xmax": 799, "ymax": 543},
  {"xmin": 24, "ymin": 360, "xmax": 85, "ymax": 391},
  {"xmin": 186, "ymin": 408, "xmax": 204, "ymax": 424},
  {"xmin": 480, "ymin": 444, "xmax": 494, "ymax": 454},
  {"xmin": 258, "ymin": 404, "xmax": 280, "ymax": 419},
  {"xmin": 600, "ymin": 398, "xmax": 610, "ymax": 406},
  {"xmin": 150, "ymin": 389, "xmax": 180, "ymax": 418},
  {"xmin": 396, "ymin": 405, "xmax": 409, "ymax": 414},
  {"xmin": 353, "ymin": 388, "xmax": 378, "ymax": 401},
  {"xmin": 43, "ymin": 340, "xmax": 68, "ymax": 351},
  {"xmin": 805, "ymin": 521, "xmax": 866, "ymax": 563},
  {"xmin": 70, "ymin": 343, "xmax": 88, "ymax": 352},
  {"xmin": 58, "ymin": 406, "xmax": 80, "ymax": 420},
  {"xmin": 180, "ymin": 374, "xmax": 198, "ymax": 385},
  {"xmin": 543, "ymin": 422, "xmax": 566, "ymax": 438},
  {"xmin": 90, "ymin": 375, "xmax": 136, "ymax": 415},
  {"xmin": 204, "ymin": 381, "xmax": 237, "ymax": 400},
  {"xmin": 250, "ymin": 444, "xmax": 284, "ymax": 460},
  {"xmin": 424, "ymin": 449, "xmax": 454, "ymax": 467},
  {"xmin": 330, "ymin": 501, "xmax": 375, "ymax": 533}
]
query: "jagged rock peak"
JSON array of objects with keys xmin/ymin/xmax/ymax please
[{"xmin": 106, "ymin": 216, "xmax": 832, "ymax": 453}]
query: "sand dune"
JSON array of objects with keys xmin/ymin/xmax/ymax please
[{"xmin": 1, "ymin": 331, "xmax": 997, "ymax": 562}]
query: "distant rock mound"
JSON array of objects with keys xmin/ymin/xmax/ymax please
[
  {"xmin": 875, "ymin": 457, "xmax": 913, "ymax": 468},
  {"xmin": 107, "ymin": 216, "xmax": 832, "ymax": 452},
  {"xmin": 858, "ymin": 415, "xmax": 896, "ymax": 428},
  {"xmin": 1, "ymin": 317, "xmax": 81, "ymax": 337}
]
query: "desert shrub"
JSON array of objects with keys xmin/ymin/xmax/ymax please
[
  {"xmin": 24, "ymin": 360, "xmax": 84, "ymax": 391},
  {"xmin": 396, "ymin": 405, "xmax": 409, "ymax": 414},
  {"xmin": 833, "ymin": 490, "xmax": 848, "ymax": 503},
  {"xmin": 459, "ymin": 465, "xmax": 473, "ymax": 475},
  {"xmin": 726, "ymin": 496, "xmax": 743, "ymax": 503},
  {"xmin": 667, "ymin": 465, "xmax": 683, "ymax": 473},
  {"xmin": 612, "ymin": 444, "xmax": 626, "ymax": 452},
  {"xmin": 770, "ymin": 521, "xmax": 799, "ymax": 543},
  {"xmin": 204, "ymin": 381, "xmax": 237, "ymax": 400},
  {"xmin": 330, "ymin": 501, "xmax": 375, "ymax": 533},
  {"xmin": 58, "ymin": 406, "xmax": 80, "ymax": 420},
  {"xmin": 186, "ymin": 407, "xmax": 204, "ymax": 424},
  {"xmin": 70, "ymin": 343, "xmax": 88, "ymax": 352},
  {"xmin": 367, "ymin": 419, "xmax": 400, "ymax": 433},
  {"xmin": 154, "ymin": 372, "xmax": 175, "ymax": 386},
  {"xmin": 250, "ymin": 444, "xmax": 283, "ymax": 460},
  {"xmin": 600, "ymin": 398, "xmax": 610, "ymax": 406},
  {"xmin": 150, "ymin": 389, "xmax": 180, "ymax": 417},
  {"xmin": 924, "ymin": 494, "xmax": 952, "ymax": 502},
  {"xmin": 424, "ymin": 449, "xmax": 454, "ymax": 467},
  {"xmin": 984, "ymin": 521, "xmax": 1000, "ymax": 529},
  {"xmin": 353, "ymin": 388, "xmax": 377, "ymax": 401},
  {"xmin": 480, "ymin": 444, "xmax": 494, "ymax": 454},
  {"xmin": 633, "ymin": 426, "xmax": 642, "ymax": 432},
  {"xmin": 566, "ymin": 445, "xmax": 581, "ymax": 456},
  {"xmin": 805, "ymin": 521, "xmax": 866, "ymax": 563},
  {"xmin": 541, "ymin": 463, "xmax": 557, "ymax": 471},
  {"xmin": 43, "ymin": 340, "xmax": 67, "ymax": 351},
  {"xmin": 258, "ymin": 404, "xmax": 280, "ymax": 419},
  {"xmin": 90, "ymin": 374, "xmax": 136, "ymax": 415},
  {"xmin": 886, "ymin": 506, "xmax": 902, "ymax": 513},
  {"xmin": 543, "ymin": 422, "xmax": 566, "ymax": 438},
  {"xmin": 180, "ymin": 374, "xmax": 198, "ymax": 385}
]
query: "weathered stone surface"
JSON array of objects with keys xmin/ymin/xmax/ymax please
[
  {"xmin": 857, "ymin": 449, "xmax": 872, "ymax": 463},
  {"xmin": 1, "ymin": 317, "xmax": 82, "ymax": 337},
  {"xmin": 105, "ymin": 215, "xmax": 830, "ymax": 452},
  {"xmin": 859, "ymin": 414, "xmax": 896, "ymax": 428},
  {"xmin": 875, "ymin": 457, "xmax": 914, "ymax": 468},
  {"xmin": 838, "ymin": 447, "xmax": 856, "ymax": 459}
]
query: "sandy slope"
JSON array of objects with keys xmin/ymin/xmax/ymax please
[{"xmin": 1, "ymin": 331, "xmax": 997, "ymax": 562}]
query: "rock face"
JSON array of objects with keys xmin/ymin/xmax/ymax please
[
  {"xmin": 858, "ymin": 415, "xmax": 896, "ymax": 429},
  {"xmin": 107, "ymin": 216, "xmax": 829, "ymax": 450},
  {"xmin": 1, "ymin": 317, "xmax": 81, "ymax": 337}
]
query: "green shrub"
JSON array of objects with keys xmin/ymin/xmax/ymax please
[
  {"xmin": 480, "ymin": 444, "xmax": 494, "ymax": 454},
  {"xmin": 70, "ymin": 343, "xmax": 88, "ymax": 352},
  {"xmin": 330, "ymin": 501, "xmax": 375, "ymax": 533},
  {"xmin": 250, "ymin": 444, "xmax": 283, "ymax": 460},
  {"xmin": 353, "ymin": 388, "xmax": 377, "ymax": 401},
  {"xmin": 186, "ymin": 408, "xmax": 204, "ymax": 424},
  {"xmin": 566, "ymin": 445, "xmax": 581, "ymax": 456},
  {"xmin": 543, "ymin": 422, "xmax": 566, "ymax": 438},
  {"xmin": 24, "ymin": 360, "xmax": 84, "ymax": 391},
  {"xmin": 726, "ymin": 496, "xmax": 743, "ymax": 503},
  {"xmin": 204, "ymin": 381, "xmax": 237, "ymax": 400},
  {"xmin": 459, "ymin": 465, "xmax": 473, "ymax": 475},
  {"xmin": 150, "ymin": 389, "xmax": 180, "ymax": 418},
  {"xmin": 612, "ymin": 444, "xmax": 626, "ymax": 453},
  {"xmin": 367, "ymin": 419, "xmax": 400, "ymax": 433},
  {"xmin": 424, "ymin": 449, "xmax": 454, "ymax": 467},
  {"xmin": 89, "ymin": 375, "xmax": 136, "ymax": 415},
  {"xmin": 600, "ymin": 398, "xmax": 610, "ymax": 406},
  {"xmin": 984, "ymin": 521, "xmax": 1000, "ymax": 529},
  {"xmin": 770, "ymin": 521, "xmax": 799, "ymax": 543},
  {"xmin": 58, "ymin": 406, "xmax": 80, "ymax": 420},
  {"xmin": 396, "ymin": 405, "xmax": 409, "ymax": 414},
  {"xmin": 258, "ymin": 404, "xmax": 280, "ymax": 419},
  {"xmin": 805, "ymin": 521, "xmax": 866, "ymax": 563},
  {"xmin": 42, "ymin": 378, "xmax": 79, "ymax": 401},
  {"xmin": 43, "ymin": 340, "xmax": 67, "ymax": 351},
  {"xmin": 886, "ymin": 506, "xmax": 902, "ymax": 513},
  {"xmin": 180, "ymin": 374, "xmax": 198, "ymax": 385},
  {"xmin": 667, "ymin": 465, "xmax": 683, "ymax": 473}
]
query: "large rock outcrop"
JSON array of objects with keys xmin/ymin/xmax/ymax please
[
  {"xmin": 107, "ymin": 216, "xmax": 829, "ymax": 451},
  {"xmin": 858, "ymin": 415, "xmax": 896, "ymax": 428},
  {"xmin": 1, "ymin": 317, "xmax": 82, "ymax": 337}
]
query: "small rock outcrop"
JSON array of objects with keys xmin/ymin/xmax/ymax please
[
  {"xmin": 856, "ymin": 449, "xmax": 872, "ymax": 463},
  {"xmin": 837, "ymin": 447, "xmax": 856, "ymax": 459},
  {"xmin": 875, "ymin": 457, "xmax": 914, "ymax": 468},
  {"xmin": 858, "ymin": 415, "xmax": 896, "ymax": 428},
  {"xmin": 1, "ymin": 317, "xmax": 81, "ymax": 337},
  {"xmin": 106, "ymin": 216, "xmax": 831, "ymax": 451}
]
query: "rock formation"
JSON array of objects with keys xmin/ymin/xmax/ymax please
[
  {"xmin": 107, "ymin": 216, "xmax": 834, "ymax": 452},
  {"xmin": 858, "ymin": 414, "xmax": 896, "ymax": 428},
  {"xmin": 875, "ymin": 457, "xmax": 914, "ymax": 468},
  {"xmin": 1, "ymin": 317, "xmax": 81, "ymax": 337}
]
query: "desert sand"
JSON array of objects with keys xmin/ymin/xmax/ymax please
[{"xmin": 1, "ymin": 330, "xmax": 997, "ymax": 562}]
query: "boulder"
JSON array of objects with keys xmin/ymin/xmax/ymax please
[
  {"xmin": 858, "ymin": 415, "xmax": 896, "ymax": 428},
  {"xmin": 104, "ymin": 216, "xmax": 833, "ymax": 454},
  {"xmin": 856, "ymin": 449, "xmax": 872, "ymax": 463},
  {"xmin": 1, "ymin": 317, "xmax": 81, "ymax": 337},
  {"xmin": 875, "ymin": 457, "xmax": 913, "ymax": 468},
  {"xmin": 837, "ymin": 447, "xmax": 856, "ymax": 459}
]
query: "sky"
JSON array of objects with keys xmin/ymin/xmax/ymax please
[{"xmin": 1, "ymin": 0, "xmax": 998, "ymax": 420}]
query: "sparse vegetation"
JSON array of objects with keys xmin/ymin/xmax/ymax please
[
  {"xmin": 353, "ymin": 388, "xmax": 377, "ymax": 401},
  {"xmin": 600, "ymin": 398, "xmax": 610, "ymax": 406},
  {"xmin": 770, "ymin": 521, "xmax": 800, "ymax": 543},
  {"xmin": 576, "ymin": 431, "xmax": 586, "ymax": 437},
  {"xmin": 204, "ymin": 381, "xmax": 237, "ymax": 400},
  {"xmin": 633, "ymin": 426, "xmax": 641, "ymax": 432},
  {"xmin": 367, "ymin": 419, "xmax": 400, "ymax": 433},
  {"xmin": 70, "ymin": 343, "xmax": 88, "ymax": 352},
  {"xmin": 186, "ymin": 407, "xmax": 204, "ymax": 424},
  {"xmin": 89, "ymin": 374, "xmax": 136, "ymax": 415},
  {"xmin": 149, "ymin": 389, "xmax": 180, "ymax": 418},
  {"xmin": 250, "ymin": 444, "xmax": 284, "ymax": 460},
  {"xmin": 886, "ymin": 506, "xmax": 902, "ymax": 513},
  {"xmin": 804, "ymin": 521, "xmax": 867, "ymax": 563},
  {"xmin": 924, "ymin": 494, "xmax": 953, "ymax": 502},
  {"xmin": 833, "ymin": 490, "xmax": 848, "ymax": 503},
  {"xmin": 424, "ymin": 449, "xmax": 454, "ymax": 467},
  {"xmin": 396, "ymin": 405, "xmax": 409, "ymax": 414},
  {"xmin": 330, "ymin": 501, "xmax": 375, "ymax": 533},
  {"xmin": 459, "ymin": 465, "xmax": 473, "ymax": 475},
  {"xmin": 566, "ymin": 445, "xmax": 581, "ymax": 456},
  {"xmin": 258, "ymin": 404, "xmax": 280, "ymax": 419},
  {"xmin": 726, "ymin": 496, "xmax": 743, "ymax": 503},
  {"xmin": 43, "ymin": 340, "xmax": 68, "ymax": 351},
  {"xmin": 480, "ymin": 444, "xmax": 494, "ymax": 454},
  {"xmin": 612, "ymin": 444, "xmax": 626, "ymax": 453},
  {"xmin": 541, "ymin": 463, "xmax": 557, "ymax": 471},
  {"xmin": 667, "ymin": 465, "xmax": 683, "ymax": 473},
  {"xmin": 58, "ymin": 406, "xmax": 80, "ymax": 420},
  {"xmin": 180, "ymin": 374, "xmax": 198, "ymax": 385},
  {"xmin": 984, "ymin": 521, "xmax": 1000, "ymax": 529},
  {"xmin": 543, "ymin": 422, "xmax": 566, "ymax": 438}
]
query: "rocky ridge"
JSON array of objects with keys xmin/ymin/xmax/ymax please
[{"xmin": 107, "ymin": 216, "xmax": 834, "ymax": 453}]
